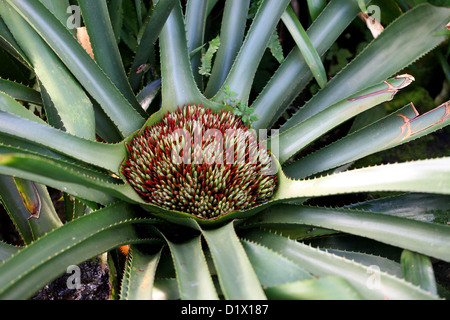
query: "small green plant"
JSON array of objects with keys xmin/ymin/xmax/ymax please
[
  {"xmin": 223, "ymin": 85, "xmax": 259, "ymax": 125},
  {"xmin": 198, "ymin": 35, "xmax": 220, "ymax": 76},
  {"xmin": 0, "ymin": 0, "xmax": 449, "ymax": 301}
]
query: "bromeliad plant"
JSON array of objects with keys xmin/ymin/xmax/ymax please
[{"xmin": 0, "ymin": 0, "xmax": 449, "ymax": 300}]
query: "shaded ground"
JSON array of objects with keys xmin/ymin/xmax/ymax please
[{"xmin": 31, "ymin": 259, "xmax": 111, "ymax": 300}]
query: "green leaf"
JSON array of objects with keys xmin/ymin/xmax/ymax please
[
  {"xmin": 281, "ymin": 5, "xmax": 327, "ymax": 88},
  {"xmin": 78, "ymin": 0, "xmax": 145, "ymax": 117},
  {"xmin": 380, "ymin": 100, "xmax": 450, "ymax": 150},
  {"xmin": 166, "ymin": 236, "xmax": 219, "ymax": 300},
  {"xmin": 200, "ymin": 221, "xmax": 266, "ymax": 299},
  {"xmin": 0, "ymin": 79, "xmax": 42, "ymax": 105},
  {"xmin": 401, "ymin": 250, "xmax": 438, "ymax": 295},
  {"xmin": 0, "ymin": 202, "xmax": 158, "ymax": 300},
  {"xmin": 275, "ymin": 158, "xmax": 450, "ymax": 204},
  {"xmin": 128, "ymin": 0, "xmax": 177, "ymax": 92},
  {"xmin": 107, "ymin": 0, "xmax": 123, "ymax": 42},
  {"xmin": 274, "ymin": 75, "xmax": 413, "ymax": 163},
  {"xmin": 0, "ymin": 2, "xmax": 96, "ymax": 140},
  {"xmin": 346, "ymin": 193, "xmax": 450, "ymax": 224},
  {"xmin": 307, "ymin": 0, "xmax": 326, "ymax": 21},
  {"xmin": 265, "ymin": 276, "xmax": 364, "ymax": 300},
  {"xmin": 14, "ymin": 178, "xmax": 62, "ymax": 239},
  {"xmin": 0, "ymin": 241, "xmax": 19, "ymax": 264},
  {"xmin": 157, "ymin": 0, "xmax": 223, "ymax": 115},
  {"xmin": 213, "ymin": 0, "xmax": 291, "ymax": 105},
  {"xmin": 0, "ymin": 175, "xmax": 35, "ymax": 244},
  {"xmin": 134, "ymin": 0, "xmax": 144, "ymax": 28},
  {"xmin": 6, "ymin": 0, "xmax": 145, "ymax": 137},
  {"xmin": 357, "ymin": 0, "xmax": 368, "ymax": 12},
  {"xmin": 0, "ymin": 135, "xmax": 62, "ymax": 241},
  {"xmin": 267, "ymin": 30, "xmax": 284, "ymax": 64},
  {"xmin": 39, "ymin": 0, "xmax": 71, "ymax": 29},
  {"xmin": 327, "ymin": 249, "xmax": 403, "ymax": 278},
  {"xmin": 241, "ymin": 239, "xmax": 313, "ymax": 287},
  {"xmin": 280, "ymin": 3, "xmax": 450, "ymax": 131},
  {"xmin": 0, "ymin": 16, "xmax": 32, "ymax": 68},
  {"xmin": 249, "ymin": 223, "xmax": 336, "ymax": 240},
  {"xmin": 185, "ymin": 0, "xmax": 208, "ymax": 86},
  {"xmin": 120, "ymin": 245, "xmax": 162, "ymax": 300},
  {"xmin": 284, "ymin": 99, "xmax": 450, "ymax": 179},
  {"xmin": 136, "ymin": 79, "xmax": 161, "ymax": 112},
  {"xmin": 204, "ymin": 0, "xmax": 250, "ymax": 97},
  {"xmin": 64, "ymin": 195, "xmax": 91, "ymax": 222},
  {"xmin": 0, "ymin": 146, "xmax": 139, "ymax": 205},
  {"xmin": 0, "ymin": 111, "xmax": 126, "ymax": 174},
  {"xmin": 243, "ymin": 229, "xmax": 441, "ymax": 299},
  {"xmin": 92, "ymin": 101, "xmax": 124, "ymax": 143},
  {"xmin": 252, "ymin": 0, "xmax": 362, "ymax": 129},
  {"xmin": 0, "ymin": 91, "xmax": 45, "ymax": 124},
  {"xmin": 245, "ymin": 204, "xmax": 450, "ymax": 262},
  {"xmin": 120, "ymin": 1, "xmax": 138, "ymax": 52},
  {"xmin": 198, "ymin": 36, "xmax": 220, "ymax": 76}
]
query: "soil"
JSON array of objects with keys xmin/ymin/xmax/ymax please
[{"xmin": 31, "ymin": 259, "xmax": 111, "ymax": 300}]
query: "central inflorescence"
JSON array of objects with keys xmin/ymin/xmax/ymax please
[{"xmin": 121, "ymin": 104, "xmax": 277, "ymax": 219}]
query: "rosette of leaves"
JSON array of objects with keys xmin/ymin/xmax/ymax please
[{"xmin": 0, "ymin": 0, "xmax": 449, "ymax": 300}]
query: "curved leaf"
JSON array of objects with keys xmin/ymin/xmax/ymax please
[
  {"xmin": 166, "ymin": 236, "xmax": 219, "ymax": 300},
  {"xmin": 6, "ymin": 0, "xmax": 146, "ymax": 137},
  {"xmin": 243, "ymin": 229, "xmax": 441, "ymax": 299},
  {"xmin": 0, "ymin": 2, "xmax": 95, "ymax": 139},
  {"xmin": 157, "ymin": 0, "xmax": 223, "ymax": 115},
  {"xmin": 15, "ymin": 179, "xmax": 62, "ymax": 239},
  {"xmin": 0, "ymin": 16, "xmax": 32, "ymax": 68},
  {"xmin": 275, "ymin": 158, "xmax": 450, "ymax": 203},
  {"xmin": 0, "ymin": 202, "xmax": 159, "ymax": 300},
  {"xmin": 0, "ymin": 111, "xmax": 125, "ymax": 174},
  {"xmin": 213, "ymin": 0, "xmax": 291, "ymax": 105},
  {"xmin": 137, "ymin": 78, "xmax": 161, "ymax": 112},
  {"xmin": 283, "ymin": 101, "xmax": 450, "ymax": 179},
  {"xmin": 245, "ymin": 204, "xmax": 450, "ymax": 262},
  {"xmin": 200, "ymin": 221, "xmax": 266, "ymax": 299},
  {"xmin": 0, "ymin": 146, "xmax": 139, "ymax": 205},
  {"xmin": 0, "ymin": 175, "xmax": 34, "ymax": 244},
  {"xmin": 78, "ymin": 0, "xmax": 145, "ymax": 117},
  {"xmin": 252, "ymin": 0, "xmax": 362, "ymax": 129},
  {"xmin": 0, "ymin": 78, "xmax": 41, "ymax": 105},
  {"xmin": 0, "ymin": 91, "xmax": 44, "ymax": 124},
  {"xmin": 185, "ymin": 0, "xmax": 208, "ymax": 86},
  {"xmin": 120, "ymin": 245, "xmax": 163, "ymax": 300},
  {"xmin": 275, "ymin": 75, "xmax": 413, "ymax": 163},
  {"xmin": 265, "ymin": 276, "xmax": 364, "ymax": 300},
  {"xmin": 128, "ymin": 0, "xmax": 177, "ymax": 92},
  {"xmin": 241, "ymin": 239, "xmax": 313, "ymax": 287},
  {"xmin": 204, "ymin": 0, "xmax": 250, "ymax": 97},
  {"xmin": 280, "ymin": 3, "xmax": 450, "ymax": 131},
  {"xmin": 345, "ymin": 193, "xmax": 450, "ymax": 223},
  {"xmin": 401, "ymin": 250, "xmax": 437, "ymax": 295},
  {"xmin": 0, "ymin": 241, "xmax": 20, "ymax": 264},
  {"xmin": 281, "ymin": 5, "xmax": 327, "ymax": 88}
]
